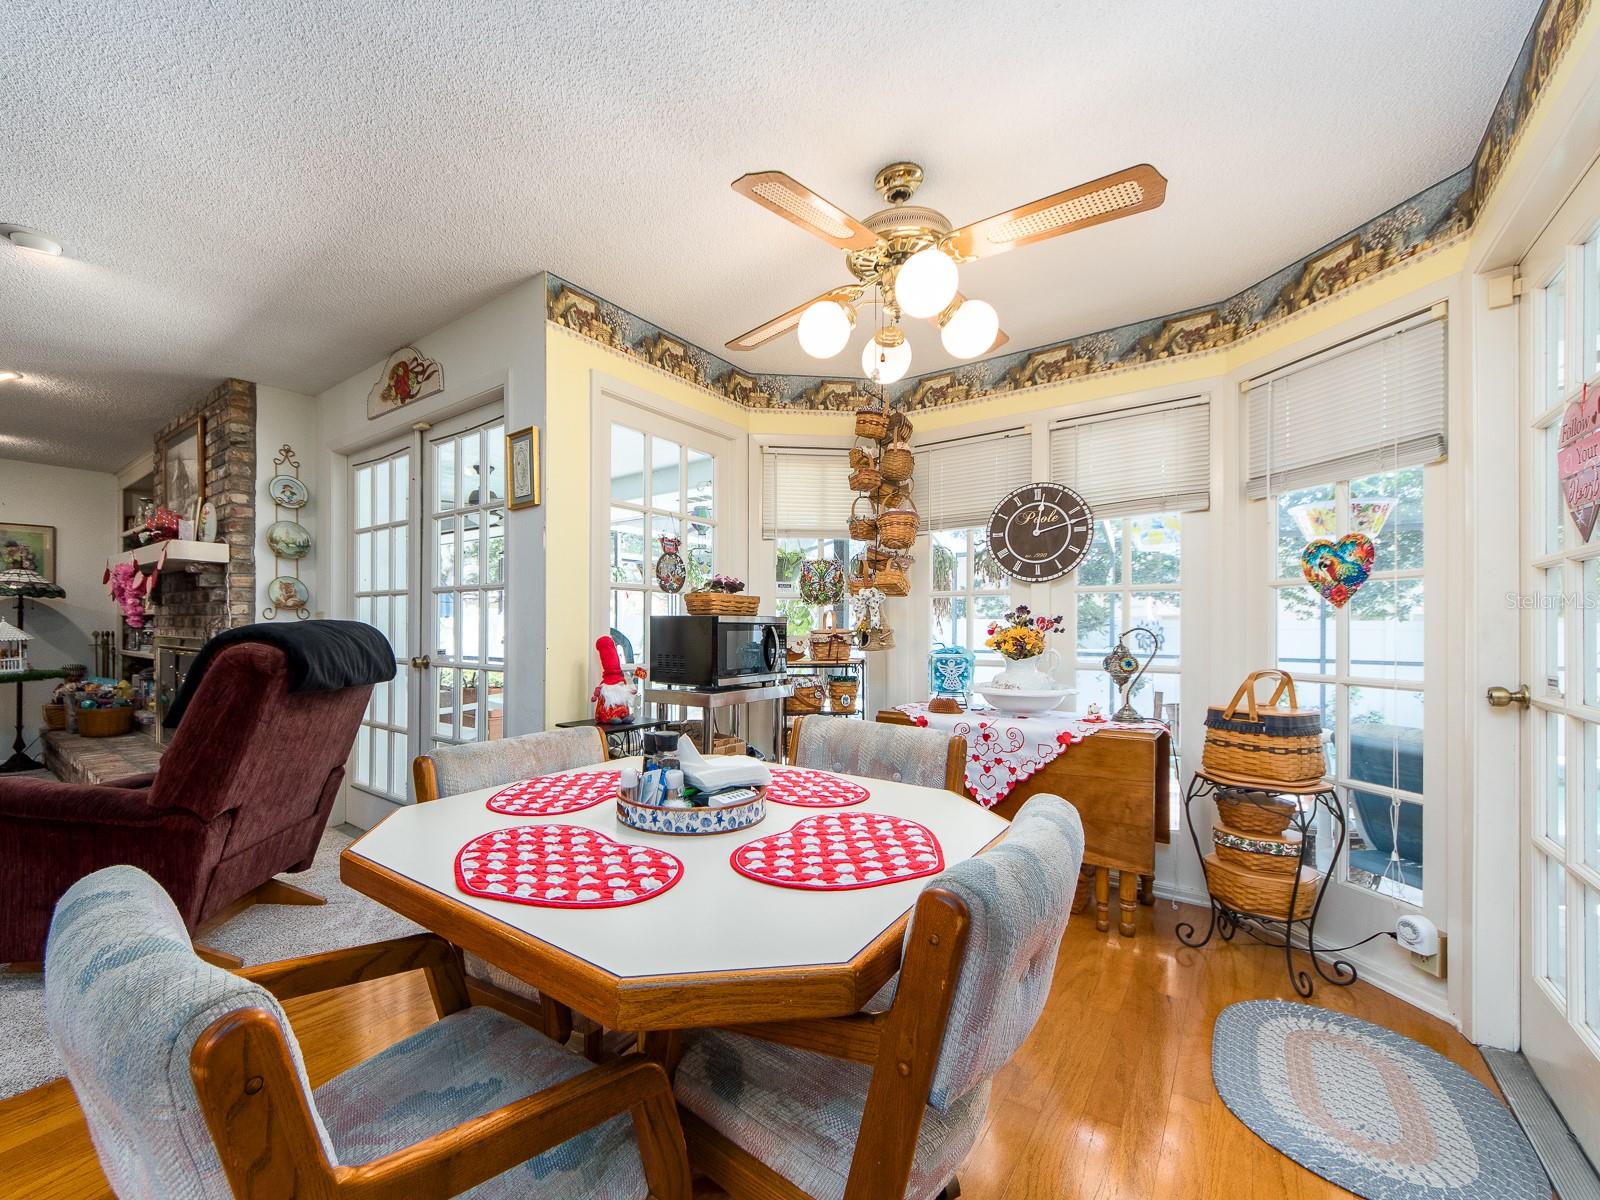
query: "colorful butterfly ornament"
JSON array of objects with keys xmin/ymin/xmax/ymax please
[{"xmin": 1299, "ymin": 533, "xmax": 1375, "ymax": 609}]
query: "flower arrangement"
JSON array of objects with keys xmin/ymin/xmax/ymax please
[
  {"xmin": 700, "ymin": 574, "xmax": 746, "ymax": 594},
  {"xmin": 985, "ymin": 606, "xmax": 1064, "ymax": 662}
]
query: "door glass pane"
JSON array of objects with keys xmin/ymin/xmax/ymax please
[
  {"xmin": 373, "ymin": 526, "xmax": 391, "ymax": 591},
  {"xmin": 393, "ymin": 594, "xmax": 408, "ymax": 659},
  {"xmin": 687, "ymin": 521, "xmax": 713, "ymax": 591},
  {"xmin": 1546, "ymin": 855, "xmax": 1568, "ymax": 998},
  {"xmin": 436, "ymin": 441, "xmax": 456, "ymax": 512},
  {"xmin": 1077, "ymin": 592, "xmax": 1118, "ymax": 655},
  {"xmin": 686, "ymin": 448, "xmax": 713, "ymax": 519},
  {"xmin": 1349, "ymin": 580, "xmax": 1424, "ymax": 682},
  {"xmin": 435, "ymin": 593, "xmax": 456, "ymax": 660},
  {"xmin": 610, "ymin": 509, "xmax": 644, "ymax": 583},
  {"xmin": 486, "ymin": 672, "xmax": 505, "ymax": 740},
  {"xmin": 1354, "ymin": 468, "xmax": 1423, "ymax": 570},
  {"xmin": 652, "ymin": 438, "xmax": 681, "ymax": 510},
  {"xmin": 1585, "ymin": 229, "xmax": 1599, "ymax": 378},
  {"xmin": 355, "ymin": 466, "xmax": 373, "ymax": 528},
  {"xmin": 461, "ymin": 430, "xmax": 482, "ymax": 507},
  {"xmin": 1346, "ymin": 792, "xmax": 1423, "ymax": 902},
  {"xmin": 1547, "ymin": 421, "xmax": 1568, "ymax": 553},
  {"xmin": 462, "ymin": 591, "xmax": 481, "ymax": 662},
  {"xmin": 1128, "ymin": 590, "xmax": 1180, "ymax": 661},
  {"xmin": 435, "ymin": 668, "xmax": 456, "ymax": 739},
  {"xmin": 486, "ymin": 424, "xmax": 505, "ymax": 503},
  {"xmin": 611, "ymin": 427, "xmax": 645, "ymax": 504},
  {"xmin": 609, "ymin": 589, "xmax": 644, "ymax": 667},
  {"xmin": 437, "ymin": 518, "xmax": 456, "ymax": 586},
  {"xmin": 1548, "ymin": 270, "xmax": 1568, "ymax": 402},
  {"xmin": 1585, "ymin": 887, "xmax": 1600, "ymax": 1036},
  {"xmin": 461, "ymin": 514, "xmax": 481, "ymax": 586},
  {"xmin": 1276, "ymin": 588, "xmax": 1336, "ymax": 677},
  {"xmin": 1278, "ymin": 484, "xmax": 1336, "ymax": 577},
  {"xmin": 1587, "ymin": 724, "xmax": 1600, "ymax": 873},
  {"xmin": 1547, "ymin": 565, "xmax": 1565, "ymax": 696},
  {"xmin": 393, "ymin": 454, "xmax": 410, "ymax": 515},
  {"xmin": 373, "ymin": 463, "xmax": 391, "ymax": 526},
  {"xmin": 1347, "ymin": 687, "xmax": 1423, "ymax": 793},
  {"xmin": 487, "ymin": 511, "xmax": 504, "ymax": 584},
  {"xmin": 356, "ymin": 531, "xmax": 373, "ymax": 592},
  {"xmin": 1548, "ymin": 711, "xmax": 1567, "ymax": 846},
  {"xmin": 460, "ymin": 669, "xmax": 480, "ymax": 737}
]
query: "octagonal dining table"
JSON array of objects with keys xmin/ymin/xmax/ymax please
[{"xmin": 340, "ymin": 757, "xmax": 1010, "ymax": 1034}]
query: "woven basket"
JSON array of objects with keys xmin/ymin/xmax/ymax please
[
  {"xmin": 877, "ymin": 497, "xmax": 919, "ymax": 550},
  {"xmin": 1203, "ymin": 854, "xmax": 1320, "ymax": 921},
  {"xmin": 40, "ymin": 703, "xmax": 66, "ymax": 731},
  {"xmin": 872, "ymin": 481, "xmax": 909, "ymax": 509},
  {"xmin": 886, "ymin": 411, "xmax": 914, "ymax": 442},
  {"xmin": 1201, "ymin": 671, "xmax": 1327, "ymax": 786},
  {"xmin": 848, "ymin": 496, "xmax": 879, "ymax": 542},
  {"xmin": 785, "ymin": 680, "xmax": 825, "ymax": 715},
  {"xmin": 828, "ymin": 679, "xmax": 858, "ymax": 714},
  {"xmin": 865, "ymin": 545, "xmax": 891, "ymax": 571},
  {"xmin": 683, "ymin": 591, "xmax": 761, "ymax": 616},
  {"xmin": 880, "ymin": 445, "xmax": 914, "ymax": 484},
  {"xmin": 862, "ymin": 627, "xmax": 896, "ymax": 651},
  {"xmin": 855, "ymin": 405, "xmax": 891, "ymax": 441},
  {"xmin": 848, "ymin": 465, "xmax": 882, "ymax": 494},
  {"xmin": 77, "ymin": 706, "xmax": 134, "ymax": 738},
  {"xmin": 1214, "ymin": 789, "xmax": 1299, "ymax": 836},
  {"xmin": 849, "ymin": 445, "xmax": 874, "ymax": 470},
  {"xmin": 876, "ymin": 562, "xmax": 909, "ymax": 596},
  {"xmin": 809, "ymin": 611, "xmax": 853, "ymax": 664},
  {"xmin": 1212, "ymin": 822, "xmax": 1303, "ymax": 876}
]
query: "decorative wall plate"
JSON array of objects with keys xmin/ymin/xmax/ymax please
[
  {"xmin": 267, "ymin": 475, "xmax": 309, "ymax": 509},
  {"xmin": 266, "ymin": 575, "xmax": 309, "ymax": 611},
  {"xmin": 266, "ymin": 520, "xmax": 311, "ymax": 560}
]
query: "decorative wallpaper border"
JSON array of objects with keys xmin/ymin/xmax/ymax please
[{"xmin": 545, "ymin": 0, "xmax": 1588, "ymax": 416}]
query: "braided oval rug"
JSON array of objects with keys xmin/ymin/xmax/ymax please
[{"xmin": 1212, "ymin": 1001, "xmax": 1548, "ymax": 1199}]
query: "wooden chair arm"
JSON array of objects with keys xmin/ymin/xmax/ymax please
[
  {"xmin": 240, "ymin": 933, "xmax": 468, "ymax": 1015},
  {"xmin": 727, "ymin": 1013, "xmax": 885, "ymax": 1064},
  {"xmin": 335, "ymin": 1053, "xmax": 690, "ymax": 1200}
]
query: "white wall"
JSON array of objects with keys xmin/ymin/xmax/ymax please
[
  {"xmin": 255, "ymin": 387, "xmax": 321, "ymax": 621},
  {"xmin": 0, "ymin": 458, "xmax": 120, "ymax": 749}
]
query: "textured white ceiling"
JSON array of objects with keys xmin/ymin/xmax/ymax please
[{"xmin": 0, "ymin": 0, "xmax": 1542, "ymax": 468}]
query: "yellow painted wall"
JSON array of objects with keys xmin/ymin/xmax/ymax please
[{"xmin": 543, "ymin": 326, "xmax": 753, "ymax": 721}]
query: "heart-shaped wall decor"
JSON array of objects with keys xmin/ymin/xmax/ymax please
[
  {"xmin": 730, "ymin": 812, "xmax": 943, "ymax": 891},
  {"xmin": 1299, "ymin": 534, "xmax": 1375, "ymax": 610},
  {"xmin": 455, "ymin": 824, "xmax": 683, "ymax": 908},
  {"xmin": 1558, "ymin": 381, "xmax": 1600, "ymax": 542}
]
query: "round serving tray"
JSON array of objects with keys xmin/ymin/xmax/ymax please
[{"xmin": 616, "ymin": 787, "xmax": 767, "ymax": 836}]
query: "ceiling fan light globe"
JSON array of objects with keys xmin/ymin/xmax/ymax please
[
  {"xmin": 797, "ymin": 299, "xmax": 854, "ymax": 358},
  {"xmin": 895, "ymin": 247, "xmax": 959, "ymax": 318},
  {"xmin": 861, "ymin": 336, "xmax": 912, "ymax": 384},
  {"xmin": 941, "ymin": 299, "xmax": 1000, "ymax": 359}
]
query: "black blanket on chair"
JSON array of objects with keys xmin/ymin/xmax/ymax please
[{"xmin": 164, "ymin": 620, "xmax": 396, "ymax": 728}]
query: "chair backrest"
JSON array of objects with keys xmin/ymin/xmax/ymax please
[
  {"xmin": 917, "ymin": 794, "xmax": 1084, "ymax": 1112},
  {"xmin": 152, "ymin": 641, "xmax": 371, "ymax": 861},
  {"xmin": 422, "ymin": 726, "xmax": 609, "ymax": 800},
  {"xmin": 791, "ymin": 717, "xmax": 965, "ymax": 795},
  {"xmin": 44, "ymin": 866, "xmax": 331, "ymax": 1200}
]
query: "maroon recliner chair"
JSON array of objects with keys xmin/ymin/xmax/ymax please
[{"xmin": 0, "ymin": 642, "xmax": 375, "ymax": 963}]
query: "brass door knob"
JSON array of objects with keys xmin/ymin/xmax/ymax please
[
  {"xmin": 409, "ymin": 655, "xmax": 431, "ymax": 670},
  {"xmin": 1485, "ymin": 684, "xmax": 1530, "ymax": 709}
]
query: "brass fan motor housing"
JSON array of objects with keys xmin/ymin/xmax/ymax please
[{"xmin": 873, "ymin": 161, "xmax": 925, "ymax": 204}]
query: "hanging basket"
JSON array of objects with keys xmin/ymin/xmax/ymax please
[
  {"xmin": 872, "ymin": 481, "xmax": 909, "ymax": 509},
  {"xmin": 880, "ymin": 442, "xmax": 914, "ymax": 484},
  {"xmin": 848, "ymin": 495, "xmax": 879, "ymax": 542},
  {"xmin": 877, "ymin": 496, "xmax": 920, "ymax": 550},
  {"xmin": 876, "ymin": 558, "xmax": 910, "ymax": 596},
  {"xmin": 848, "ymin": 465, "xmax": 882, "ymax": 494},
  {"xmin": 1201, "ymin": 670, "xmax": 1327, "ymax": 786},
  {"xmin": 886, "ymin": 410, "xmax": 914, "ymax": 442},
  {"xmin": 809, "ymin": 610, "xmax": 853, "ymax": 664},
  {"xmin": 854, "ymin": 404, "xmax": 891, "ymax": 441},
  {"xmin": 865, "ymin": 545, "xmax": 891, "ymax": 571},
  {"xmin": 849, "ymin": 445, "xmax": 875, "ymax": 470},
  {"xmin": 862, "ymin": 626, "xmax": 896, "ymax": 652}
]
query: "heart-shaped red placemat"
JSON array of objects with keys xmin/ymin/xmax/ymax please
[
  {"xmin": 456, "ymin": 824, "xmax": 683, "ymax": 909},
  {"xmin": 485, "ymin": 770, "xmax": 620, "ymax": 816},
  {"xmin": 730, "ymin": 813, "xmax": 943, "ymax": 891},
  {"xmin": 765, "ymin": 767, "xmax": 870, "ymax": 808}
]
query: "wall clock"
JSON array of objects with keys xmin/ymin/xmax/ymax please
[{"xmin": 986, "ymin": 483, "xmax": 1095, "ymax": 583}]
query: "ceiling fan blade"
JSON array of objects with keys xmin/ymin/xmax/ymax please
[
  {"xmin": 946, "ymin": 164, "xmax": 1167, "ymax": 260},
  {"xmin": 725, "ymin": 288, "xmax": 855, "ymax": 352},
  {"xmin": 731, "ymin": 171, "xmax": 880, "ymax": 251}
]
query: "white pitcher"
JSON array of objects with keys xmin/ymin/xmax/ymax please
[{"xmin": 989, "ymin": 648, "xmax": 1060, "ymax": 691}]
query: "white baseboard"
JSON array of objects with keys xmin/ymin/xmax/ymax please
[{"xmin": 345, "ymin": 788, "xmax": 404, "ymax": 831}]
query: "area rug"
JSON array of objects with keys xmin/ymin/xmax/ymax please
[
  {"xmin": 0, "ymin": 826, "xmax": 419, "ymax": 1100},
  {"xmin": 1212, "ymin": 1001, "xmax": 1549, "ymax": 1199}
]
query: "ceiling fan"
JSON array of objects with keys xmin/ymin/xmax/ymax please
[{"xmin": 726, "ymin": 160, "xmax": 1167, "ymax": 383}]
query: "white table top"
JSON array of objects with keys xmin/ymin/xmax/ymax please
[{"xmin": 346, "ymin": 758, "xmax": 1008, "ymax": 981}]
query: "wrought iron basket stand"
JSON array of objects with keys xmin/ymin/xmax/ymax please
[{"xmin": 1176, "ymin": 770, "xmax": 1358, "ymax": 997}]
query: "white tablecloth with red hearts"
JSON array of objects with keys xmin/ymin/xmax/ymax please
[{"xmin": 895, "ymin": 704, "xmax": 1163, "ymax": 808}]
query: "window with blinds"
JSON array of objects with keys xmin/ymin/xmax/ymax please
[
  {"xmin": 1048, "ymin": 398, "xmax": 1210, "ymax": 517},
  {"xmin": 912, "ymin": 428, "xmax": 1032, "ymax": 531},
  {"xmin": 1246, "ymin": 312, "xmax": 1447, "ymax": 498},
  {"xmin": 760, "ymin": 448, "xmax": 854, "ymax": 539}
]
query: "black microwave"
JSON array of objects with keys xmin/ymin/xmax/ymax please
[{"xmin": 650, "ymin": 614, "xmax": 787, "ymax": 688}]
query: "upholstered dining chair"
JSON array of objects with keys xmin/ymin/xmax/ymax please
[
  {"xmin": 412, "ymin": 727, "xmax": 621, "ymax": 1053},
  {"xmin": 673, "ymin": 794, "xmax": 1085, "ymax": 1200},
  {"xmin": 46, "ymin": 865, "xmax": 690, "ymax": 1200},
  {"xmin": 788, "ymin": 716, "xmax": 968, "ymax": 798}
]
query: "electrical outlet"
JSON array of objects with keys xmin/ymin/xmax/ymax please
[{"xmin": 1409, "ymin": 932, "xmax": 1447, "ymax": 978}]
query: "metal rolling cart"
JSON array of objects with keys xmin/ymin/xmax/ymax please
[
  {"xmin": 1176, "ymin": 770, "xmax": 1357, "ymax": 997},
  {"xmin": 644, "ymin": 680, "xmax": 794, "ymax": 757},
  {"xmin": 781, "ymin": 651, "xmax": 868, "ymax": 728}
]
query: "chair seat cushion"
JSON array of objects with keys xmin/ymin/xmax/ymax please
[
  {"xmin": 675, "ymin": 1029, "xmax": 986, "ymax": 1200},
  {"xmin": 314, "ymin": 1007, "xmax": 647, "ymax": 1200}
]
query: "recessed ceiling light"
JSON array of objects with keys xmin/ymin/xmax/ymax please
[
  {"xmin": 0, "ymin": 372, "xmax": 22, "ymax": 383},
  {"xmin": 1, "ymin": 226, "xmax": 62, "ymax": 256}
]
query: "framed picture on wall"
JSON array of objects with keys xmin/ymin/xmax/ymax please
[
  {"xmin": 0, "ymin": 523, "xmax": 56, "ymax": 581},
  {"xmin": 159, "ymin": 416, "xmax": 205, "ymax": 515},
  {"xmin": 507, "ymin": 426, "xmax": 541, "ymax": 510}
]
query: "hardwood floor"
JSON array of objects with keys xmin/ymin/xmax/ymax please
[{"xmin": 0, "ymin": 902, "xmax": 1496, "ymax": 1199}]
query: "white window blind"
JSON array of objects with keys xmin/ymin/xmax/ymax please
[
  {"xmin": 1246, "ymin": 313, "xmax": 1447, "ymax": 498},
  {"xmin": 1048, "ymin": 398, "xmax": 1210, "ymax": 517},
  {"xmin": 912, "ymin": 428, "xmax": 1032, "ymax": 531},
  {"xmin": 760, "ymin": 448, "xmax": 854, "ymax": 539}
]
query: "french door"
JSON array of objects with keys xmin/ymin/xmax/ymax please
[
  {"xmin": 1517, "ymin": 162, "xmax": 1600, "ymax": 1159},
  {"xmin": 347, "ymin": 404, "xmax": 505, "ymax": 812}
]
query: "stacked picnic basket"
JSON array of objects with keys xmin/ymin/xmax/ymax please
[
  {"xmin": 1199, "ymin": 671, "xmax": 1328, "ymax": 921},
  {"xmin": 846, "ymin": 403, "xmax": 918, "ymax": 611}
]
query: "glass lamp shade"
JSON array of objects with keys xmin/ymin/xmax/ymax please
[
  {"xmin": 940, "ymin": 299, "xmax": 1000, "ymax": 359},
  {"xmin": 862, "ymin": 336, "xmax": 912, "ymax": 384},
  {"xmin": 796, "ymin": 300, "xmax": 854, "ymax": 359},
  {"xmin": 895, "ymin": 247, "xmax": 959, "ymax": 318}
]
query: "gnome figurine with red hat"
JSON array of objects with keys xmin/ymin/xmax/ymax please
[{"xmin": 592, "ymin": 635, "xmax": 644, "ymax": 724}]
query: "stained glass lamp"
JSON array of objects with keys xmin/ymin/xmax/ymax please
[{"xmin": 0, "ymin": 567, "xmax": 67, "ymax": 773}]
